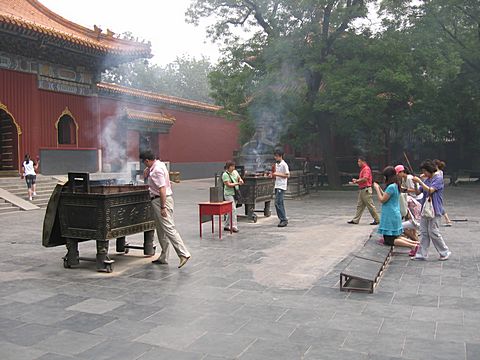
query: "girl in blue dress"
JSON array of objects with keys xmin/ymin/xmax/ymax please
[{"xmin": 373, "ymin": 166, "xmax": 419, "ymax": 255}]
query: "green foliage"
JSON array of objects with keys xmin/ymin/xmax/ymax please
[
  {"xmin": 207, "ymin": 43, "xmax": 259, "ymax": 113},
  {"xmin": 188, "ymin": 0, "xmax": 480, "ymax": 173},
  {"xmin": 102, "ymin": 54, "xmax": 214, "ymax": 103},
  {"xmin": 238, "ymin": 116, "xmax": 256, "ymax": 145}
]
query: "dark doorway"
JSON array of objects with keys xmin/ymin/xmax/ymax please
[
  {"xmin": 139, "ymin": 133, "xmax": 152, "ymax": 156},
  {"xmin": 57, "ymin": 114, "xmax": 77, "ymax": 145},
  {"xmin": 0, "ymin": 109, "xmax": 18, "ymax": 171},
  {"xmin": 139, "ymin": 132, "xmax": 159, "ymax": 158}
]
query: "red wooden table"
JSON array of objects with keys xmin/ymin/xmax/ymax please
[{"xmin": 198, "ymin": 201, "xmax": 233, "ymax": 239}]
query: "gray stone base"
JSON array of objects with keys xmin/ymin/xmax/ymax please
[{"xmin": 170, "ymin": 162, "xmax": 224, "ymax": 180}]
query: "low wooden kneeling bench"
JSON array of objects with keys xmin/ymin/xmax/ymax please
[{"xmin": 340, "ymin": 237, "xmax": 392, "ymax": 293}]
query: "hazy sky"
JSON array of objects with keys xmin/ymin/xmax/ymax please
[{"xmin": 39, "ymin": 0, "xmax": 221, "ymax": 66}]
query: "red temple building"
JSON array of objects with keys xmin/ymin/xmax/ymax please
[{"xmin": 0, "ymin": 0, "xmax": 240, "ymax": 178}]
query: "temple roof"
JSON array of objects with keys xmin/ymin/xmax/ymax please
[
  {"xmin": 0, "ymin": 0, "xmax": 151, "ymax": 60},
  {"xmin": 98, "ymin": 83, "xmax": 222, "ymax": 113},
  {"xmin": 123, "ymin": 107, "xmax": 175, "ymax": 133},
  {"xmin": 124, "ymin": 108, "xmax": 176, "ymax": 125}
]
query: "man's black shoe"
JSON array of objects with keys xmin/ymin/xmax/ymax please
[
  {"xmin": 370, "ymin": 221, "xmax": 379, "ymax": 225},
  {"xmin": 347, "ymin": 220, "xmax": 358, "ymax": 224},
  {"xmin": 278, "ymin": 221, "xmax": 287, "ymax": 227}
]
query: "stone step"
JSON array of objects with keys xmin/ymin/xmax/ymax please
[
  {"xmin": 0, "ymin": 171, "xmax": 20, "ymax": 177},
  {"xmin": 3, "ymin": 184, "xmax": 57, "ymax": 191},
  {"xmin": 0, "ymin": 182, "xmax": 58, "ymax": 189},
  {"xmin": 7, "ymin": 188, "xmax": 56, "ymax": 196},
  {"xmin": 18, "ymin": 194, "xmax": 50, "ymax": 201},
  {"xmin": 0, "ymin": 186, "xmax": 56, "ymax": 193},
  {"xmin": 34, "ymin": 201, "xmax": 51, "ymax": 207},
  {"xmin": 0, "ymin": 199, "xmax": 21, "ymax": 212},
  {"xmin": 1, "ymin": 176, "xmax": 58, "ymax": 181},
  {"xmin": 0, "ymin": 176, "xmax": 58, "ymax": 212},
  {"xmin": 0, "ymin": 179, "xmax": 58, "ymax": 185},
  {"xmin": 7, "ymin": 196, "xmax": 53, "ymax": 205},
  {"xmin": 0, "ymin": 202, "xmax": 15, "ymax": 209},
  {"xmin": 6, "ymin": 182, "xmax": 57, "ymax": 188},
  {"xmin": 18, "ymin": 195, "xmax": 50, "ymax": 201},
  {"xmin": 32, "ymin": 200, "xmax": 48, "ymax": 208},
  {"xmin": 0, "ymin": 207, "xmax": 21, "ymax": 214},
  {"xmin": 0, "ymin": 188, "xmax": 56, "ymax": 195},
  {"xmin": 0, "ymin": 177, "xmax": 58, "ymax": 183}
]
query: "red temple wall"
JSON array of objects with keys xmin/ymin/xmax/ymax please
[
  {"xmin": 1, "ymin": 68, "xmax": 241, "ymax": 172},
  {"xmin": 37, "ymin": 90, "xmax": 98, "ymax": 148},
  {"xmin": 0, "ymin": 69, "xmax": 98, "ymax": 165},
  {"xmin": 158, "ymin": 109, "xmax": 240, "ymax": 163},
  {"xmin": 0, "ymin": 69, "xmax": 39, "ymax": 168},
  {"xmin": 97, "ymin": 96, "xmax": 241, "ymax": 164}
]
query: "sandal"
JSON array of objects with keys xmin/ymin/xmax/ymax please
[{"xmin": 409, "ymin": 244, "xmax": 419, "ymax": 257}]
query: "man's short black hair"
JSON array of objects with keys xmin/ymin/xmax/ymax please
[
  {"xmin": 140, "ymin": 150, "xmax": 155, "ymax": 161},
  {"xmin": 273, "ymin": 149, "xmax": 284, "ymax": 157},
  {"xmin": 358, "ymin": 155, "xmax": 367, "ymax": 162}
]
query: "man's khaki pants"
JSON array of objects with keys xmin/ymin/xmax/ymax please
[
  {"xmin": 352, "ymin": 187, "xmax": 380, "ymax": 224},
  {"xmin": 152, "ymin": 196, "xmax": 190, "ymax": 263}
]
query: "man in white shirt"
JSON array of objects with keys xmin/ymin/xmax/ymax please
[
  {"xmin": 141, "ymin": 151, "xmax": 190, "ymax": 268},
  {"xmin": 272, "ymin": 149, "xmax": 290, "ymax": 227}
]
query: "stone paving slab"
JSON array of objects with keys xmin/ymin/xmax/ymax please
[{"xmin": 0, "ymin": 179, "xmax": 479, "ymax": 359}]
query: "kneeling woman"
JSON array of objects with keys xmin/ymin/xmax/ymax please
[{"xmin": 373, "ymin": 166, "xmax": 419, "ymax": 255}]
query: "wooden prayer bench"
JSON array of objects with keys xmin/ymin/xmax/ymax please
[
  {"xmin": 454, "ymin": 169, "xmax": 480, "ymax": 185},
  {"xmin": 340, "ymin": 237, "xmax": 392, "ymax": 293}
]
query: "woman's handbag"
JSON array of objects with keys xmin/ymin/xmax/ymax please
[
  {"xmin": 233, "ymin": 188, "xmax": 244, "ymax": 203},
  {"xmin": 224, "ymin": 172, "xmax": 244, "ymax": 203},
  {"xmin": 421, "ymin": 195, "xmax": 435, "ymax": 219}
]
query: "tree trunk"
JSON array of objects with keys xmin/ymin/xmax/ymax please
[
  {"xmin": 384, "ymin": 127, "xmax": 390, "ymax": 169},
  {"xmin": 305, "ymin": 69, "xmax": 341, "ymax": 187},
  {"xmin": 318, "ymin": 114, "xmax": 341, "ymax": 188}
]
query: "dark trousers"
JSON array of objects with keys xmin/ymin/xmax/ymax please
[{"xmin": 275, "ymin": 188, "xmax": 287, "ymax": 222}]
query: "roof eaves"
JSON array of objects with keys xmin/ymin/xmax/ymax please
[
  {"xmin": 98, "ymin": 83, "xmax": 222, "ymax": 113},
  {"xmin": 0, "ymin": 14, "xmax": 150, "ymax": 56}
]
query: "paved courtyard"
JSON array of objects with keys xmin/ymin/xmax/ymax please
[{"xmin": 0, "ymin": 178, "xmax": 479, "ymax": 360}]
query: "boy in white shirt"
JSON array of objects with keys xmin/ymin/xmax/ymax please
[{"xmin": 272, "ymin": 149, "xmax": 290, "ymax": 227}]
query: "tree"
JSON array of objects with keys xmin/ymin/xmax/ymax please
[
  {"xmin": 102, "ymin": 59, "xmax": 160, "ymax": 91},
  {"xmin": 189, "ymin": 0, "xmax": 480, "ymax": 181},
  {"xmin": 381, "ymin": 0, "xmax": 479, "ymax": 74},
  {"xmin": 188, "ymin": 0, "xmax": 375, "ymax": 186},
  {"xmin": 102, "ymin": 55, "xmax": 214, "ymax": 103},
  {"xmin": 381, "ymin": 0, "xmax": 480, "ymax": 169},
  {"xmin": 158, "ymin": 55, "xmax": 214, "ymax": 103}
]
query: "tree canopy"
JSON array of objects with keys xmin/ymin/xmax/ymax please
[
  {"xmin": 187, "ymin": 0, "xmax": 480, "ymax": 184},
  {"xmin": 102, "ymin": 54, "xmax": 214, "ymax": 103}
]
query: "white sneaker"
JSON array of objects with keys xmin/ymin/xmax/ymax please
[
  {"xmin": 33, "ymin": 192, "xmax": 37, "ymax": 196},
  {"xmin": 29, "ymin": 197, "xmax": 33, "ymax": 201},
  {"xmin": 411, "ymin": 256, "xmax": 426, "ymax": 261},
  {"xmin": 439, "ymin": 251, "xmax": 451, "ymax": 261}
]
